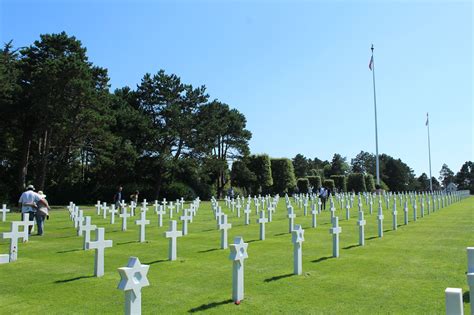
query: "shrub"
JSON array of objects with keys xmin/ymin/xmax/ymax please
[
  {"xmin": 162, "ymin": 182, "xmax": 196, "ymax": 200},
  {"xmin": 347, "ymin": 173, "xmax": 367, "ymax": 193},
  {"xmin": 306, "ymin": 176, "xmax": 322, "ymax": 190},
  {"xmin": 330, "ymin": 175, "xmax": 347, "ymax": 192},
  {"xmin": 271, "ymin": 158, "xmax": 297, "ymax": 195},
  {"xmin": 365, "ymin": 174, "xmax": 375, "ymax": 192},
  {"xmin": 323, "ymin": 179, "xmax": 335, "ymax": 193},
  {"xmin": 296, "ymin": 178, "xmax": 310, "ymax": 193}
]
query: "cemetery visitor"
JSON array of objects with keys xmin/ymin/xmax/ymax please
[
  {"xmin": 18, "ymin": 184, "xmax": 42, "ymax": 235},
  {"xmin": 36, "ymin": 191, "xmax": 51, "ymax": 236},
  {"xmin": 114, "ymin": 186, "xmax": 123, "ymax": 209},
  {"xmin": 319, "ymin": 186, "xmax": 328, "ymax": 210},
  {"xmin": 130, "ymin": 190, "xmax": 139, "ymax": 205}
]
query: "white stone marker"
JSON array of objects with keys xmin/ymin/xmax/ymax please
[
  {"xmin": 118, "ymin": 257, "xmax": 150, "ymax": 315},
  {"xmin": 467, "ymin": 272, "xmax": 474, "ymax": 315},
  {"xmin": 413, "ymin": 203, "xmax": 417, "ymax": 222},
  {"xmin": 110, "ymin": 205, "xmax": 118, "ymax": 224},
  {"xmin": 377, "ymin": 206, "xmax": 384, "ymax": 238},
  {"xmin": 244, "ymin": 205, "xmax": 251, "ymax": 225},
  {"xmin": 180, "ymin": 208, "xmax": 192, "ymax": 236},
  {"xmin": 135, "ymin": 211, "xmax": 150, "ymax": 243},
  {"xmin": 404, "ymin": 201, "xmax": 409, "ymax": 225},
  {"xmin": 468, "ymin": 247, "xmax": 474, "ymax": 273},
  {"xmin": 257, "ymin": 210, "xmax": 268, "ymax": 241},
  {"xmin": 165, "ymin": 220, "xmax": 182, "ymax": 261},
  {"xmin": 0, "ymin": 254, "xmax": 9, "ymax": 264},
  {"xmin": 311, "ymin": 204, "xmax": 317, "ymax": 228},
  {"xmin": 445, "ymin": 288, "xmax": 463, "ymax": 315},
  {"xmin": 345, "ymin": 202, "xmax": 350, "ymax": 220},
  {"xmin": 19, "ymin": 214, "xmax": 34, "ymax": 242},
  {"xmin": 1, "ymin": 204, "xmax": 10, "ymax": 222},
  {"xmin": 76, "ymin": 210, "xmax": 85, "ymax": 236},
  {"xmin": 81, "ymin": 216, "xmax": 96, "ymax": 250},
  {"xmin": 267, "ymin": 206, "xmax": 273, "ymax": 222},
  {"xmin": 355, "ymin": 209, "xmax": 366, "ymax": 246},
  {"xmin": 329, "ymin": 217, "xmax": 342, "ymax": 258},
  {"xmin": 1, "ymin": 222, "xmax": 23, "ymax": 262},
  {"xmin": 120, "ymin": 207, "xmax": 131, "ymax": 231},
  {"xmin": 236, "ymin": 203, "xmax": 242, "ymax": 218},
  {"xmin": 102, "ymin": 203, "xmax": 108, "ymax": 219},
  {"xmin": 392, "ymin": 202, "xmax": 397, "ymax": 230},
  {"xmin": 95, "ymin": 201, "xmax": 101, "ymax": 215},
  {"xmin": 287, "ymin": 206, "xmax": 296, "ymax": 233},
  {"xmin": 156, "ymin": 205, "xmax": 165, "ymax": 227},
  {"xmin": 219, "ymin": 214, "xmax": 232, "ymax": 249},
  {"xmin": 229, "ymin": 236, "xmax": 249, "ymax": 303},
  {"xmin": 85, "ymin": 227, "xmax": 113, "ymax": 277},
  {"xmin": 292, "ymin": 224, "xmax": 304, "ymax": 275}
]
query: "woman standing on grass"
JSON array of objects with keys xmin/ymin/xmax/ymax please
[{"xmin": 36, "ymin": 191, "xmax": 51, "ymax": 236}]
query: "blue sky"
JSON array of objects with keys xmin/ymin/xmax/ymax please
[{"xmin": 1, "ymin": 0, "xmax": 472, "ymax": 177}]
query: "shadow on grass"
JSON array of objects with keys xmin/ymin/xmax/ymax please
[
  {"xmin": 274, "ymin": 232, "xmax": 288, "ymax": 237},
  {"xmin": 463, "ymin": 291, "xmax": 470, "ymax": 303},
  {"xmin": 57, "ymin": 248, "xmax": 82, "ymax": 254},
  {"xmin": 57, "ymin": 235, "xmax": 76, "ymax": 239},
  {"xmin": 264, "ymin": 273, "xmax": 293, "ymax": 282},
  {"xmin": 55, "ymin": 275, "xmax": 94, "ymax": 283},
  {"xmin": 198, "ymin": 248, "xmax": 220, "ymax": 253},
  {"xmin": 144, "ymin": 259, "xmax": 167, "ymax": 265},
  {"xmin": 200, "ymin": 229, "xmax": 216, "ymax": 233},
  {"xmin": 246, "ymin": 239, "xmax": 259, "ymax": 243},
  {"xmin": 311, "ymin": 256, "xmax": 333, "ymax": 263},
  {"xmin": 188, "ymin": 299, "xmax": 233, "ymax": 313},
  {"xmin": 342, "ymin": 244, "xmax": 360, "ymax": 250},
  {"xmin": 365, "ymin": 236, "xmax": 378, "ymax": 240},
  {"xmin": 117, "ymin": 240, "xmax": 138, "ymax": 246}
]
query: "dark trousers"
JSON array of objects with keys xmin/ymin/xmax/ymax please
[{"xmin": 21, "ymin": 212, "xmax": 35, "ymax": 234}]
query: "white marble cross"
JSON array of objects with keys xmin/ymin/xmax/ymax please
[
  {"xmin": 236, "ymin": 203, "xmax": 242, "ymax": 218},
  {"xmin": 287, "ymin": 206, "xmax": 296, "ymax": 233},
  {"xmin": 95, "ymin": 200, "xmax": 101, "ymax": 215},
  {"xmin": 219, "ymin": 214, "xmax": 232, "ymax": 249},
  {"xmin": 1, "ymin": 204, "xmax": 10, "ymax": 222},
  {"xmin": 102, "ymin": 203, "xmax": 108, "ymax": 219},
  {"xmin": 1, "ymin": 222, "xmax": 23, "ymax": 262},
  {"xmin": 329, "ymin": 217, "xmax": 342, "ymax": 258},
  {"xmin": 243, "ymin": 205, "xmax": 251, "ymax": 225},
  {"xmin": 292, "ymin": 224, "xmax": 304, "ymax": 275},
  {"xmin": 445, "ymin": 288, "xmax": 463, "ymax": 315},
  {"xmin": 135, "ymin": 211, "xmax": 150, "ymax": 243},
  {"xmin": 377, "ymin": 205, "xmax": 384, "ymax": 238},
  {"xmin": 118, "ymin": 256, "xmax": 150, "ymax": 315},
  {"xmin": 357, "ymin": 211, "xmax": 366, "ymax": 246},
  {"xmin": 141, "ymin": 199, "xmax": 148, "ymax": 212},
  {"xmin": 229, "ymin": 236, "xmax": 248, "ymax": 303},
  {"xmin": 76, "ymin": 210, "xmax": 85, "ymax": 236},
  {"xmin": 85, "ymin": 227, "xmax": 113, "ymax": 277},
  {"xmin": 404, "ymin": 201, "xmax": 409, "ymax": 225},
  {"xmin": 257, "ymin": 210, "xmax": 268, "ymax": 241},
  {"xmin": 413, "ymin": 202, "xmax": 417, "ymax": 222},
  {"xmin": 165, "ymin": 220, "xmax": 182, "ymax": 261},
  {"xmin": 267, "ymin": 206, "xmax": 274, "ymax": 222},
  {"xmin": 156, "ymin": 205, "xmax": 165, "ymax": 227},
  {"xmin": 81, "ymin": 216, "xmax": 96, "ymax": 250},
  {"xmin": 345, "ymin": 202, "xmax": 350, "ymax": 220},
  {"xmin": 168, "ymin": 202, "xmax": 175, "ymax": 215},
  {"xmin": 20, "ymin": 214, "xmax": 35, "ymax": 241},
  {"xmin": 180, "ymin": 208, "xmax": 192, "ymax": 236},
  {"xmin": 311, "ymin": 204, "xmax": 317, "ymax": 228},
  {"xmin": 392, "ymin": 201, "xmax": 397, "ymax": 230},
  {"xmin": 120, "ymin": 207, "xmax": 131, "ymax": 231},
  {"xmin": 110, "ymin": 205, "xmax": 118, "ymax": 224}
]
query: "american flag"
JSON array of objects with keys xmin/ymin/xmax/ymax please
[{"xmin": 369, "ymin": 55, "xmax": 374, "ymax": 71}]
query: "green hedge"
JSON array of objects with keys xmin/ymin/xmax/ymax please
[
  {"xmin": 271, "ymin": 158, "xmax": 297, "ymax": 195},
  {"xmin": 306, "ymin": 176, "xmax": 322, "ymax": 190},
  {"xmin": 365, "ymin": 174, "xmax": 375, "ymax": 192},
  {"xmin": 297, "ymin": 178, "xmax": 310, "ymax": 193},
  {"xmin": 330, "ymin": 175, "xmax": 347, "ymax": 192},
  {"xmin": 323, "ymin": 179, "xmax": 335, "ymax": 193},
  {"xmin": 347, "ymin": 173, "xmax": 367, "ymax": 193}
]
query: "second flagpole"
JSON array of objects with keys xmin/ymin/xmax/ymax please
[{"xmin": 370, "ymin": 44, "xmax": 380, "ymax": 186}]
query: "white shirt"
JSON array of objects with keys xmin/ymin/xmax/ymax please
[{"xmin": 19, "ymin": 190, "xmax": 41, "ymax": 213}]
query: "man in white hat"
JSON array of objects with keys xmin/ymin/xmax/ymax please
[{"xmin": 18, "ymin": 185, "xmax": 42, "ymax": 235}]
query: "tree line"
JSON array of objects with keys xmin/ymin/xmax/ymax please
[{"xmin": 0, "ymin": 32, "xmax": 472, "ymax": 204}]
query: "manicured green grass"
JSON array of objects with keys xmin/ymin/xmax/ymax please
[{"xmin": 0, "ymin": 196, "xmax": 473, "ymax": 314}]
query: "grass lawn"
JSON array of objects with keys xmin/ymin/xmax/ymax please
[{"xmin": 0, "ymin": 196, "xmax": 473, "ymax": 314}]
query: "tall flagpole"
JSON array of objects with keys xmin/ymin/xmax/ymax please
[
  {"xmin": 426, "ymin": 112, "xmax": 433, "ymax": 191},
  {"xmin": 370, "ymin": 44, "xmax": 380, "ymax": 186}
]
